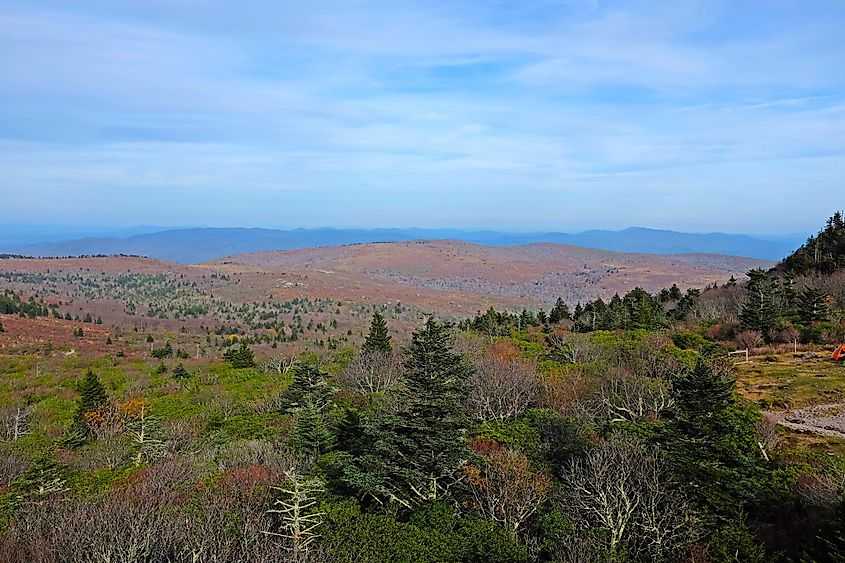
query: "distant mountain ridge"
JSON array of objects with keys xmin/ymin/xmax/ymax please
[{"xmin": 2, "ymin": 226, "xmax": 803, "ymax": 264}]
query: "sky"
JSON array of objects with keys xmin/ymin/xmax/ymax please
[{"xmin": 0, "ymin": 0, "xmax": 843, "ymax": 234}]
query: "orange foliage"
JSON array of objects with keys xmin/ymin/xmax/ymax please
[
  {"xmin": 486, "ymin": 340, "xmax": 521, "ymax": 362},
  {"xmin": 118, "ymin": 398, "xmax": 150, "ymax": 420},
  {"xmin": 462, "ymin": 446, "xmax": 551, "ymax": 532},
  {"xmin": 468, "ymin": 437, "xmax": 505, "ymax": 455}
]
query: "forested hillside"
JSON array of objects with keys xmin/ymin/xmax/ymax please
[{"xmin": 781, "ymin": 211, "xmax": 845, "ymax": 275}]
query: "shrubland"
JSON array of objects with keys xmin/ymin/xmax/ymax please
[{"xmin": 2, "ymin": 214, "xmax": 845, "ymax": 561}]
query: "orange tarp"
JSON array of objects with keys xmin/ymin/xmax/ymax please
[{"xmin": 833, "ymin": 345, "xmax": 845, "ymax": 361}]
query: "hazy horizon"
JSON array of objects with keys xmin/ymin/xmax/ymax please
[{"xmin": 0, "ymin": 222, "xmax": 811, "ymax": 238}]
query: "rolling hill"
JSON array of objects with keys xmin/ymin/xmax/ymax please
[
  {"xmin": 3, "ymin": 226, "xmax": 801, "ymax": 264},
  {"xmin": 217, "ymin": 239, "xmax": 772, "ymax": 308}
]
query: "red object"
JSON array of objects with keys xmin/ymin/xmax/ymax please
[{"xmin": 833, "ymin": 345, "xmax": 845, "ymax": 361}]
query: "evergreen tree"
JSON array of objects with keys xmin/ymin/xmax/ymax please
[
  {"xmin": 363, "ymin": 311, "xmax": 392, "ymax": 354},
  {"xmin": 74, "ymin": 370, "xmax": 108, "ymax": 422},
  {"xmin": 571, "ymin": 303, "xmax": 586, "ymax": 331},
  {"xmin": 342, "ymin": 317, "xmax": 471, "ymax": 507},
  {"xmin": 798, "ymin": 287, "xmax": 831, "ymax": 324},
  {"xmin": 623, "ymin": 287, "xmax": 663, "ymax": 330},
  {"xmin": 151, "ymin": 341, "xmax": 173, "ymax": 359},
  {"xmin": 519, "ymin": 309, "xmax": 537, "ymax": 328},
  {"xmin": 223, "ymin": 344, "xmax": 255, "ymax": 368},
  {"xmin": 0, "ymin": 321, "xmax": 4, "ymax": 333},
  {"xmin": 171, "ymin": 363, "xmax": 190, "ymax": 379},
  {"xmin": 801, "ymin": 496, "xmax": 845, "ymax": 562},
  {"xmin": 12, "ymin": 455, "xmax": 69, "ymax": 504},
  {"xmin": 739, "ymin": 269, "xmax": 779, "ymax": 335},
  {"xmin": 674, "ymin": 288, "xmax": 701, "ymax": 320},
  {"xmin": 665, "ymin": 359, "xmax": 766, "ymax": 518},
  {"xmin": 603, "ymin": 294, "xmax": 625, "ymax": 329},
  {"xmin": 778, "ymin": 273, "xmax": 798, "ymax": 320},
  {"xmin": 668, "ymin": 283, "xmax": 683, "ymax": 301},
  {"xmin": 548, "ymin": 298, "xmax": 571, "ymax": 324},
  {"xmin": 70, "ymin": 370, "xmax": 109, "ymax": 441},
  {"xmin": 476, "ymin": 307, "xmax": 504, "ymax": 337},
  {"xmin": 281, "ymin": 363, "xmax": 335, "ymax": 457}
]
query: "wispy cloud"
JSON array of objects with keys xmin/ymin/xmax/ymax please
[{"xmin": 0, "ymin": 0, "xmax": 843, "ymax": 232}]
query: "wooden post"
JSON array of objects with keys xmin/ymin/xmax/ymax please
[{"xmin": 728, "ymin": 349, "xmax": 750, "ymax": 364}]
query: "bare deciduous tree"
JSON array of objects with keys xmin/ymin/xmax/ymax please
[
  {"xmin": 452, "ymin": 331, "xmax": 488, "ymax": 363},
  {"xmin": 464, "ymin": 442, "xmax": 550, "ymax": 534},
  {"xmin": 467, "ymin": 343, "xmax": 539, "ymax": 422},
  {"xmin": 336, "ymin": 350, "xmax": 403, "ymax": 395},
  {"xmin": 0, "ymin": 404, "xmax": 31, "ymax": 442},
  {"xmin": 623, "ymin": 336, "xmax": 682, "ymax": 380},
  {"xmin": 539, "ymin": 365, "xmax": 603, "ymax": 419},
  {"xmin": 0, "ymin": 449, "xmax": 27, "ymax": 490},
  {"xmin": 84, "ymin": 404, "xmax": 128, "ymax": 441},
  {"xmin": 756, "ymin": 415, "xmax": 780, "ymax": 462},
  {"xmin": 561, "ymin": 434, "xmax": 700, "ymax": 562},
  {"xmin": 735, "ymin": 330, "xmax": 763, "ymax": 351},
  {"xmin": 694, "ymin": 283, "xmax": 746, "ymax": 324},
  {"xmin": 598, "ymin": 373, "xmax": 673, "ymax": 423},
  {"xmin": 261, "ymin": 354, "xmax": 299, "ymax": 376}
]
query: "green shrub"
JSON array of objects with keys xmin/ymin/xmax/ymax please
[
  {"xmin": 171, "ymin": 363, "xmax": 190, "ymax": 379},
  {"xmin": 223, "ymin": 345, "xmax": 255, "ymax": 368},
  {"xmin": 801, "ymin": 321, "xmax": 845, "ymax": 345},
  {"xmin": 707, "ymin": 519, "xmax": 769, "ymax": 563},
  {"xmin": 319, "ymin": 499, "xmax": 526, "ymax": 563},
  {"xmin": 151, "ymin": 341, "xmax": 173, "ymax": 359}
]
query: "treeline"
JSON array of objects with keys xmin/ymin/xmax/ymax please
[
  {"xmin": 0, "ymin": 290, "xmax": 105, "ymax": 325},
  {"xmin": 0, "ymin": 253, "xmax": 145, "ymax": 260},
  {"xmin": 0, "ymin": 290, "xmax": 51, "ymax": 318},
  {"xmin": 460, "ymin": 284, "xmax": 700, "ymax": 335},
  {"xmin": 736, "ymin": 268, "xmax": 834, "ymax": 342}
]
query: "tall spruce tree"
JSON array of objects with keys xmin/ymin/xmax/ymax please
[
  {"xmin": 778, "ymin": 273, "xmax": 798, "ymax": 320},
  {"xmin": 342, "ymin": 317, "xmax": 471, "ymax": 507},
  {"xmin": 363, "ymin": 311, "xmax": 392, "ymax": 354},
  {"xmin": 740, "ymin": 269, "xmax": 779, "ymax": 335},
  {"xmin": 798, "ymin": 287, "xmax": 831, "ymax": 324},
  {"xmin": 665, "ymin": 359, "xmax": 766, "ymax": 518},
  {"xmin": 548, "ymin": 298, "xmax": 571, "ymax": 324}
]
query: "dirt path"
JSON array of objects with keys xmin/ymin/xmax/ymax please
[{"xmin": 769, "ymin": 402, "xmax": 845, "ymax": 439}]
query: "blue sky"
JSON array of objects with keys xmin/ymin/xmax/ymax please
[{"xmin": 1, "ymin": 0, "xmax": 843, "ymax": 233}]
